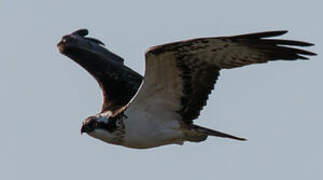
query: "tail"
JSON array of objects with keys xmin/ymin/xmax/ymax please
[{"xmin": 192, "ymin": 125, "xmax": 247, "ymax": 141}]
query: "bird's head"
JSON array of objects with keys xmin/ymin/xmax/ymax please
[{"xmin": 81, "ymin": 113, "xmax": 122, "ymax": 144}]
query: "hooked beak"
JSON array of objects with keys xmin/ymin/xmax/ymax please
[{"xmin": 81, "ymin": 125, "xmax": 87, "ymax": 134}]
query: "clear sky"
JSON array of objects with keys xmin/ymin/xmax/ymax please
[{"xmin": 0, "ymin": 0, "xmax": 322, "ymax": 180}]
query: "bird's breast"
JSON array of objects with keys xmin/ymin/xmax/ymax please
[{"xmin": 122, "ymin": 107, "xmax": 185, "ymax": 148}]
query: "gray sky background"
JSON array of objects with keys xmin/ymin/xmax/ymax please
[{"xmin": 1, "ymin": 1, "xmax": 322, "ymax": 180}]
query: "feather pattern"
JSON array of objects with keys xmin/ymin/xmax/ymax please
[{"xmin": 130, "ymin": 31, "xmax": 316, "ymax": 123}]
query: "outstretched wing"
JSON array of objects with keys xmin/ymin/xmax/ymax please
[
  {"xmin": 57, "ymin": 29, "xmax": 143, "ymax": 114},
  {"xmin": 130, "ymin": 31, "xmax": 316, "ymax": 124}
]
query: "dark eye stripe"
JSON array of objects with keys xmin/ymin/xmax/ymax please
[{"xmin": 97, "ymin": 119, "xmax": 117, "ymax": 133}]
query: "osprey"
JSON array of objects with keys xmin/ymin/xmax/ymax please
[{"xmin": 57, "ymin": 29, "xmax": 316, "ymax": 149}]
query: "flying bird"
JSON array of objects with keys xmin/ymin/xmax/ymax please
[{"xmin": 57, "ymin": 29, "xmax": 316, "ymax": 149}]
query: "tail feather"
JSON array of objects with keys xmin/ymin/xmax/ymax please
[{"xmin": 192, "ymin": 125, "xmax": 247, "ymax": 141}]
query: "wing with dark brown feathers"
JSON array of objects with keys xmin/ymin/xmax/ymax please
[
  {"xmin": 130, "ymin": 30, "xmax": 316, "ymax": 124},
  {"xmin": 57, "ymin": 29, "xmax": 143, "ymax": 115}
]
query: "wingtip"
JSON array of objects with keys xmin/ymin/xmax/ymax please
[
  {"xmin": 280, "ymin": 30, "xmax": 289, "ymax": 34},
  {"xmin": 270, "ymin": 30, "xmax": 288, "ymax": 36},
  {"xmin": 72, "ymin": 28, "xmax": 89, "ymax": 37},
  {"xmin": 232, "ymin": 30, "xmax": 289, "ymax": 39},
  {"xmin": 236, "ymin": 137, "xmax": 247, "ymax": 141},
  {"xmin": 259, "ymin": 30, "xmax": 289, "ymax": 37},
  {"xmin": 303, "ymin": 42, "xmax": 315, "ymax": 47}
]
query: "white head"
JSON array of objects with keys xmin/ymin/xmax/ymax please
[{"xmin": 81, "ymin": 113, "xmax": 122, "ymax": 144}]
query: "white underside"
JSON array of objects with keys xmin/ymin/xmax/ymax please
[
  {"xmin": 87, "ymin": 105, "xmax": 186, "ymax": 149},
  {"xmin": 122, "ymin": 106, "xmax": 185, "ymax": 148}
]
